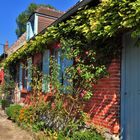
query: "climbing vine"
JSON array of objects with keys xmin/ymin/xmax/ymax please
[{"xmin": 3, "ymin": 0, "xmax": 140, "ymax": 95}]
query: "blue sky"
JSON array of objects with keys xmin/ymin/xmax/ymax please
[{"xmin": 0, "ymin": 0, "xmax": 79, "ymax": 54}]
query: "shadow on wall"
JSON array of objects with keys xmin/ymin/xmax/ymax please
[{"xmin": 84, "ymin": 59, "xmax": 120, "ymax": 134}]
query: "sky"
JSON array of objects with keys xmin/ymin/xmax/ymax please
[{"xmin": 0, "ymin": 0, "xmax": 79, "ymax": 54}]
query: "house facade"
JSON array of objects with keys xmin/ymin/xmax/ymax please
[
  {"xmin": 4, "ymin": 7, "xmax": 64, "ymax": 103},
  {"xmin": 4, "ymin": 0, "xmax": 140, "ymax": 140}
]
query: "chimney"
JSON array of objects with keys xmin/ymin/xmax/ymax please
[{"xmin": 4, "ymin": 41, "xmax": 9, "ymax": 53}]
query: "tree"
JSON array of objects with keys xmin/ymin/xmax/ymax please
[{"xmin": 15, "ymin": 3, "xmax": 56, "ymax": 38}]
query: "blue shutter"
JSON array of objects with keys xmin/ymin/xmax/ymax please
[
  {"xmin": 26, "ymin": 22, "xmax": 34, "ymax": 40},
  {"xmin": 29, "ymin": 21, "xmax": 34, "ymax": 39},
  {"xmin": 42, "ymin": 50, "xmax": 50, "ymax": 92},
  {"xmin": 57, "ymin": 50, "xmax": 61, "ymax": 65},
  {"xmin": 26, "ymin": 22, "xmax": 29, "ymax": 40},
  {"xmin": 27, "ymin": 58, "xmax": 32, "ymax": 91},
  {"xmin": 16, "ymin": 65, "xmax": 19, "ymax": 83},
  {"xmin": 19, "ymin": 63, "xmax": 22, "ymax": 90},
  {"xmin": 63, "ymin": 58, "xmax": 73, "ymax": 93},
  {"xmin": 56, "ymin": 50, "xmax": 62, "ymax": 82}
]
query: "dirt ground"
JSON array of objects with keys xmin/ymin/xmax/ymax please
[{"xmin": 0, "ymin": 109, "xmax": 34, "ymax": 140}]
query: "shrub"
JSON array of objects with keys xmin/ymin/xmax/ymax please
[
  {"xmin": 70, "ymin": 130, "xmax": 104, "ymax": 140},
  {"xmin": 32, "ymin": 94, "xmax": 86, "ymax": 133},
  {"xmin": 15, "ymin": 63, "xmax": 105, "ymax": 139},
  {"xmin": 1, "ymin": 99, "xmax": 10, "ymax": 110},
  {"xmin": 18, "ymin": 106, "xmax": 35, "ymax": 127},
  {"xmin": 57, "ymin": 130, "xmax": 104, "ymax": 140},
  {"xmin": 57, "ymin": 132, "xmax": 67, "ymax": 140},
  {"xmin": 0, "ymin": 99, "xmax": 2, "ymax": 105},
  {"xmin": 6, "ymin": 104, "xmax": 22, "ymax": 122}
]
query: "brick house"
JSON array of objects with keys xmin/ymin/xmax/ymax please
[
  {"xmin": 4, "ymin": 0, "xmax": 140, "ymax": 139},
  {"xmin": 4, "ymin": 7, "xmax": 64, "ymax": 102}
]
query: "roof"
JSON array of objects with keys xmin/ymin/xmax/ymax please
[
  {"xmin": 9, "ymin": 0, "xmax": 95, "ymax": 54},
  {"xmin": 6, "ymin": 32, "xmax": 26, "ymax": 56},
  {"xmin": 8, "ymin": 7, "xmax": 64, "ymax": 55},
  {"xmin": 52, "ymin": 0, "xmax": 97, "ymax": 25},
  {"xmin": 40, "ymin": 0, "xmax": 95, "ymax": 34},
  {"xmin": 34, "ymin": 7, "xmax": 64, "ymax": 18}
]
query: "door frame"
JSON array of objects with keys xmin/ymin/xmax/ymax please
[
  {"xmin": 121, "ymin": 32, "xmax": 128, "ymax": 140},
  {"xmin": 121, "ymin": 32, "xmax": 136, "ymax": 139}
]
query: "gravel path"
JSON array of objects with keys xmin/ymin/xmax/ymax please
[{"xmin": 0, "ymin": 109, "xmax": 34, "ymax": 140}]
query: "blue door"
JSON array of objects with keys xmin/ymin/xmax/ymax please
[{"xmin": 122, "ymin": 33, "xmax": 140, "ymax": 140}]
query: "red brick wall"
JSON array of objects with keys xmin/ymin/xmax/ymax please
[
  {"xmin": 19, "ymin": 48, "xmax": 121, "ymax": 134},
  {"xmin": 20, "ymin": 53, "xmax": 42, "ymax": 102},
  {"xmin": 84, "ymin": 58, "xmax": 120, "ymax": 134},
  {"xmin": 33, "ymin": 53, "xmax": 42, "ymax": 66},
  {"xmin": 38, "ymin": 16, "xmax": 56, "ymax": 33},
  {"xmin": 0, "ymin": 69, "xmax": 4, "ymax": 84}
]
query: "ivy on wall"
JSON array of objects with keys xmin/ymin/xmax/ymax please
[{"xmin": 3, "ymin": 0, "xmax": 140, "ymax": 95}]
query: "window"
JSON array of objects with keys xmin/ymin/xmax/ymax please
[
  {"xmin": 54, "ymin": 49, "xmax": 62, "ymax": 82},
  {"xmin": 54, "ymin": 49, "xmax": 73, "ymax": 93},
  {"xmin": 27, "ymin": 58, "xmax": 32, "ymax": 91},
  {"xmin": 19, "ymin": 62, "xmax": 22, "ymax": 90},
  {"xmin": 33, "ymin": 53, "xmax": 43, "ymax": 71},
  {"xmin": 42, "ymin": 50, "xmax": 50, "ymax": 93},
  {"xmin": 26, "ymin": 14, "xmax": 38, "ymax": 40},
  {"xmin": 16, "ymin": 64, "xmax": 19, "ymax": 84},
  {"xmin": 62, "ymin": 57, "xmax": 73, "ymax": 93},
  {"xmin": 26, "ymin": 21, "xmax": 34, "ymax": 40},
  {"xmin": 22, "ymin": 61, "xmax": 27, "ymax": 89},
  {"xmin": 42, "ymin": 48, "xmax": 73, "ymax": 93},
  {"xmin": 18, "ymin": 58, "xmax": 32, "ymax": 91}
]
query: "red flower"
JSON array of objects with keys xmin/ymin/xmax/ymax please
[
  {"xmin": 80, "ymin": 90, "xmax": 87, "ymax": 98},
  {"xmin": 51, "ymin": 103, "xmax": 55, "ymax": 109},
  {"xmin": 77, "ymin": 67, "xmax": 81, "ymax": 74},
  {"xmin": 53, "ymin": 43, "xmax": 61, "ymax": 49},
  {"xmin": 85, "ymin": 51, "xmax": 89, "ymax": 55}
]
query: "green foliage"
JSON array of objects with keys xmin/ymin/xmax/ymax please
[
  {"xmin": 17, "ymin": 94, "xmax": 104, "ymax": 139},
  {"xmin": 2, "ymin": 68, "xmax": 15, "ymax": 98},
  {"xmin": 57, "ymin": 132, "xmax": 66, "ymax": 140},
  {"xmin": 15, "ymin": 3, "xmax": 56, "ymax": 37},
  {"xmin": 49, "ymin": 56, "xmax": 61, "ymax": 91},
  {"xmin": 57, "ymin": 130, "xmax": 104, "ymax": 140},
  {"xmin": 30, "ymin": 66, "xmax": 43, "ymax": 94},
  {"xmin": 14, "ymin": 63, "xmax": 104, "ymax": 139},
  {"xmin": 3, "ymin": 59, "xmax": 104, "ymax": 139},
  {"xmin": 5, "ymin": 0, "xmax": 139, "ymax": 94},
  {"xmin": 4, "ymin": 1, "xmax": 137, "ymax": 138},
  {"xmin": 18, "ymin": 106, "xmax": 35, "ymax": 127},
  {"xmin": 1, "ymin": 99, "xmax": 10, "ymax": 110},
  {"xmin": 0, "ymin": 68, "xmax": 15, "ymax": 110},
  {"xmin": 6, "ymin": 104, "xmax": 22, "ymax": 122},
  {"xmin": 70, "ymin": 130, "xmax": 104, "ymax": 140},
  {"xmin": 0, "ymin": 85, "xmax": 3, "ymax": 99}
]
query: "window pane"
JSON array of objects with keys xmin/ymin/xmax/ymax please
[
  {"xmin": 19, "ymin": 63, "xmax": 22, "ymax": 90},
  {"xmin": 42, "ymin": 50, "xmax": 50, "ymax": 92},
  {"xmin": 27, "ymin": 58, "xmax": 32, "ymax": 91}
]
